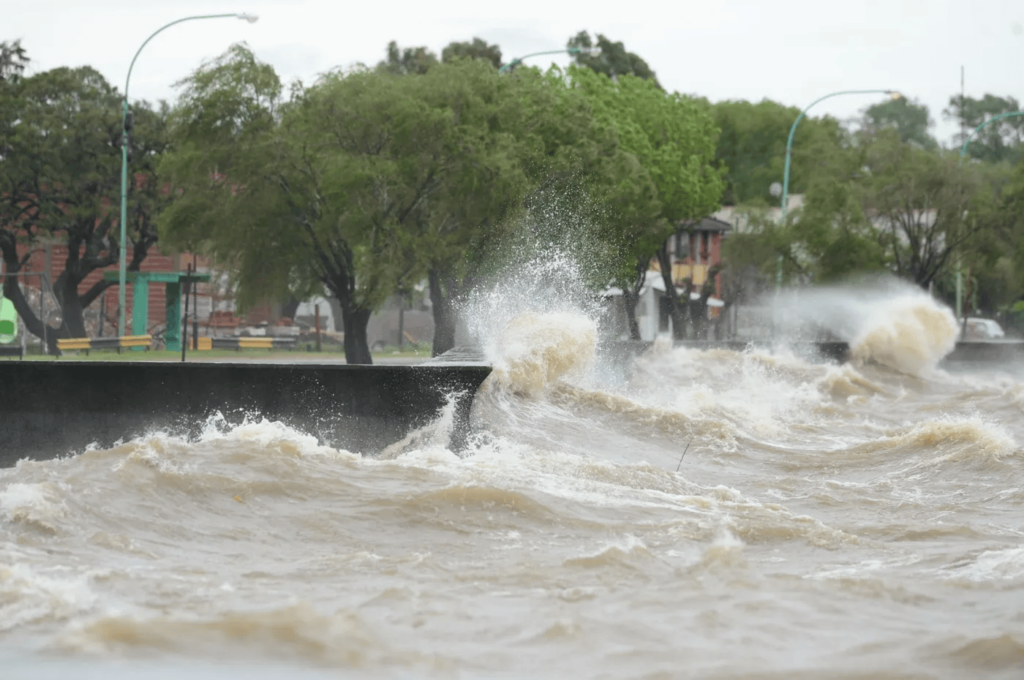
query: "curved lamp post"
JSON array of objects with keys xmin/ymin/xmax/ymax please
[
  {"xmin": 118, "ymin": 12, "xmax": 259, "ymax": 336},
  {"xmin": 498, "ymin": 46, "xmax": 600, "ymax": 74},
  {"xmin": 959, "ymin": 111, "xmax": 1024, "ymax": 159},
  {"xmin": 776, "ymin": 89, "xmax": 901, "ymax": 289}
]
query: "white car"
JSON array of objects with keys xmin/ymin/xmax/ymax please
[{"xmin": 963, "ymin": 317, "xmax": 1006, "ymax": 340}]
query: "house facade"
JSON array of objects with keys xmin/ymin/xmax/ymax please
[{"xmin": 663, "ymin": 215, "xmax": 732, "ymax": 298}]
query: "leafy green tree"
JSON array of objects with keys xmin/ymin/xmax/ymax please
[
  {"xmin": 0, "ymin": 40, "xmax": 29, "ymax": 81},
  {"xmin": 860, "ymin": 131, "xmax": 997, "ymax": 288},
  {"xmin": 860, "ymin": 96, "xmax": 936, "ymax": 149},
  {"xmin": 711, "ymin": 99, "xmax": 845, "ymax": 206},
  {"xmin": 162, "ymin": 45, "xmax": 442, "ymax": 364},
  {"xmin": 386, "ymin": 60, "xmax": 531, "ymax": 355},
  {"xmin": 377, "ymin": 41, "xmax": 438, "ymax": 75},
  {"xmin": 162, "ymin": 47, "xmax": 557, "ymax": 361},
  {"xmin": 397, "ymin": 62, "xmax": 649, "ymax": 354},
  {"xmin": 441, "ymin": 38, "xmax": 502, "ymax": 69},
  {"xmin": 945, "ymin": 94, "xmax": 1024, "ymax": 164},
  {"xmin": 721, "ymin": 209, "xmax": 790, "ymax": 291},
  {"xmin": 793, "ymin": 177, "xmax": 887, "ymax": 281},
  {"xmin": 728, "ymin": 131, "xmax": 999, "ymax": 294},
  {"xmin": 980, "ymin": 160, "xmax": 1024, "ymax": 313},
  {"xmin": 568, "ymin": 65, "xmax": 724, "ymax": 339},
  {"xmin": 0, "ymin": 62, "xmax": 167, "ymax": 349},
  {"xmin": 567, "ymin": 32, "xmax": 659, "ymax": 86}
]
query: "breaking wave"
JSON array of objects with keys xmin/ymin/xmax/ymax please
[{"xmin": 850, "ymin": 294, "xmax": 958, "ymax": 376}]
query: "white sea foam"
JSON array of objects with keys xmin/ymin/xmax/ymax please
[
  {"xmin": 850, "ymin": 295, "xmax": 958, "ymax": 376},
  {"xmin": 0, "ymin": 482, "xmax": 67, "ymax": 533},
  {"xmin": 488, "ymin": 312, "xmax": 597, "ymax": 396},
  {"xmin": 774, "ymin": 278, "xmax": 958, "ymax": 376},
  {"xmin": 946, "ymin": 547, "xmax": 1024, "ymax": 582},
  {"xmin": 0, "ymin": 562, "xmax": 97, "ymax": 632}
]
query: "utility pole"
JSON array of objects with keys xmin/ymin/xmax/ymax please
[{"xmin": 956, "ymin": 66, "xmax": 965, "ymax": 322}]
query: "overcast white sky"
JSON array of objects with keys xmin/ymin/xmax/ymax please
[{"xmin": 7, "ymin": 0, "xmax": 1024, "ymax": 145}]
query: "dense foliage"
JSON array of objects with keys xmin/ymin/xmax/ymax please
[
  {"xmin": 158, "ymin": 42, "xmax": 726, "ymax": 360},
  {"xmin": 0, "ymin": 45, "xmax": 167, "ymax": 349},
  {"xmin": 4, "ymin": 31, "xmax": 1024, "ymax": 356}
]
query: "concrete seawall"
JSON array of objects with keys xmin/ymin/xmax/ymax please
[
  {"xmin": 605, "ymin": 339, "xmax": 1024, "ymax": 365},
  {"xmin": 1, "ymin": 357, "xmax": 492, "ymax": 467}
]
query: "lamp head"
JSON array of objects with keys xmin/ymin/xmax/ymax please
[
  {"xmin": 237, "ymin": 13, "xmax": 259, "ymax": 23},
  {"xmin": 573, "ymin": 46, "xmax": 602, "ymax": 57},
  {"xmin": 887, "ymin": 91, "xmax": 902, "ymax": 100}
]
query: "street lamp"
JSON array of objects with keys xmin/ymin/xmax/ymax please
[
  {"xmin": 776, "ymin": 89, "xmax": 900, "ymax": 289},
  {"xmin": 498, "ymin": 46, "xmax": 601, "ymax": 74},
  {"xmin": 118, "ymin": 13, "xmax": 258, "ymax": 337},
  {"xmin": 959, "ymin": 111, "xmax": 1024, "ymax": 159}
]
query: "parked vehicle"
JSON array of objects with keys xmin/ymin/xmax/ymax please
[{"xmin": 963, "ymin": 317, "xmax": 1006, "ymax": 341}]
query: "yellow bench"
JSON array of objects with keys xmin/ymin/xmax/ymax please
[
  {"xmin": 57, "ymin": 334, "xmax": 152, "ymax": 355},
  {"xmin": 208, "ymin": 336, "xmax": 297, "ymax": 351}
]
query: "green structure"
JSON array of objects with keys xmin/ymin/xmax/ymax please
[
  {"xmin": 103, "ymin": 271, "xmax": 210, "ymax": 351},
  {"xmin": 0, "ymin": 296, "xmax": 17, "ymax": 344}
]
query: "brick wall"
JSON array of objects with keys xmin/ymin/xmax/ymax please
[
  {"xmin": 13, "ymin": 243, "xmax": 191, "ymax": 335},
  {"xmin": 8, "ymin": 243, "xmax": 276, "ymax": 337}
]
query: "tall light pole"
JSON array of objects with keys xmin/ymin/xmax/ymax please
[
  {"xmin": 776, "ymin": 89, "xmax": 900, "ymax": 289},
  {"xmin": 498, "ymin": 46, "xmax": 600, "ymax": 74},
  {"xmin": 118, "ymin": 13, "xmax": 258, "ymax": 337},
  {"xmin": 959, "ymin": 111, "xmax": 1024, "ymax": 159}
]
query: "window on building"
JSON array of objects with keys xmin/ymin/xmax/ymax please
[{"xmin": 675, "ymin": 232, "xmax": 688, "ymax": 259}]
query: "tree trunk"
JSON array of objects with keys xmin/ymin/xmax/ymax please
[
  {"xmin": 0, "ymin": 238, "xmax": 61, "ymax": 353},
  {"xmin": 321, "ymin": 257, "xmax": 373, "ymax": 365},
  {"xmin": 621, "ymin": 256, "xmax": 647, "ymax": 342},
  {"xmin": 55, "ymin": 272, "xmax": 88, "ymax": 339},
  {"xmin": 694, "ymin": 285, "xmax": 713, "ymax": 341},
  {"xmin": 1, "ymin": 276, "xmax": 60, "ymax": 354},
  {"xmin": 281, "ymin": 295, "xmax": 301, "ymax": 322},
  {"xmin": 341, "ymin": 306, "xmax": 372, "ymax": 365},
  {"xmin": 621, "ymin": 288, "xmax": 642, "ymax": 341},
  {"xmin": 429, "ymin": 268, "xmax": 457, "ymax": 357},
  {"xmin": 713, "ymin": 300, "xmax": 733, "ymax": 341},
  {"xmin": 656, "ymin": 245, "xmax": 687, "ymax": 341}
]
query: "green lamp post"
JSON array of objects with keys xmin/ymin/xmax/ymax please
[
  {"xmin": 959, "ymin": 111, "xmax": 1024, "ymax": 159},
  {"xmin": 498, "ymin": 46, "xmax": 600, "ymax": 74},
  {"xmin": 776, "ymin": 89, "xmax": 901, "ymax": 289},
  {"xmin": 118, "ymin": 12, "xmax": 258, "ymax": 337}
]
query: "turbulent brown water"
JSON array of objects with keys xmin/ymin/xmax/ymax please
[{"xmin": 4, "ymin": 293, "xmax": 1024, "ymax": 679}]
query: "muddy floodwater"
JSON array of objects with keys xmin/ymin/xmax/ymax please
[{"xmin": 3, "ymin": 293, "xmax": 1024, "ymax": 679}]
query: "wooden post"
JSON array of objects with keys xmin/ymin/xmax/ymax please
[
  {"xmin": 314, "ymin": 303, "xmax": 321, "ymax": 352},
  {"xmin": 192, "ymin": 254, "xmax": 199, "ymax": 350},
  {"xmin": 398, "ymin": 291, "xmax": 405, "ymax": 350},
  {"xmin": 961, "ymin": 265, "xmax": 972, "ymax": 340},
  {"xmin": 182, "ymin": 264, "xmax": 191, "ymax": 363},
  {"xmin": 99, "ymin": 289, "xmax": 106, "ymax": 337}
]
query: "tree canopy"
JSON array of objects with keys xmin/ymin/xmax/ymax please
[
  {"xmin": 860, "ymin": 96, "xmax": 936, "ymax": 149},
  {"xmin": 567, "ymin": 31, "xmax": 659, "ymax": 86},
  {"xmin": 0, "ymin": 40, "xmax": 29, "ymax": 82},
  {"xmin": 946, "ymin": 94, "xmax": 1024, "ymax": 164},
  {"xmin": 377, "ymin": 41, "xmax": 438, "ymax": 75},
  {"xmin": 441, "ymin": 38, "xmax": 502, "ymax": 69},
  {"xmin": 1, "ymin": 58, "xmax": 167, "ymax": 348},
  {"xmin": 158, "ymin": 40, "xmax": 730, "ymax": 357},
  {"xmin": 711, "ymin": 98, "xmax": 845, "ymax": 206}
]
